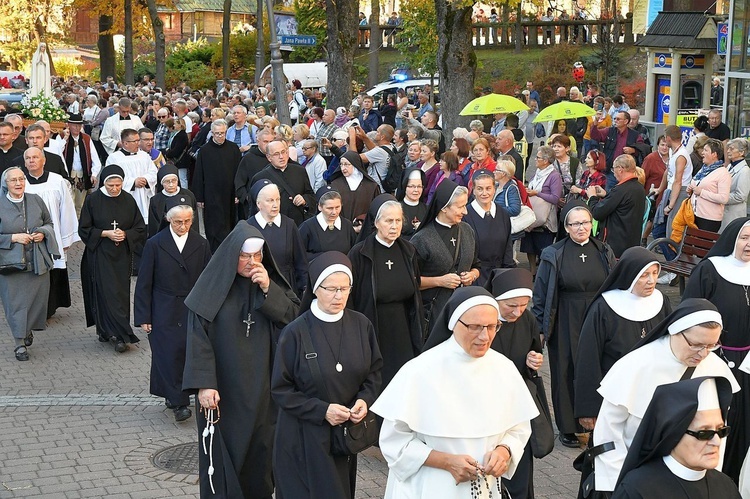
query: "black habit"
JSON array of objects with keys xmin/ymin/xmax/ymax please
[
  {"xmin": 400, "ymin": 200, "xmax": 428, "ymax": 239},
  {"xmin": 134, "ymin": 227, "xmax": 211, "ymax": 407},
  {"xmin": 298, "ymin": 215, "xmax": 357, "ymax": 261},
  {"xmin": 247, "ymin": 213, "xmax": 308, "ymax": 297},
  {"xmin": 612, "ymin": 460, "xmax": 741, "ymax": 499},
  {"xmin": 251, "ymin": 163, "xmax": 316, "ymax": 226},
  {"xmin": 147, "ymin": 165, "xmax": 198, "ymax": 238},
  {"xmin": 235, "ymin": 145, "xmax": 271, "ymax": 218},
  {"xmin": 590, "ymin": 177, "xmax": 646, "ymax": 258},
  {"xmin": 463, "ymin": 202, "xmax": 515, "ymax": 287}
]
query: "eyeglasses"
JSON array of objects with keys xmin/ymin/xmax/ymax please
[
  {"xmin": 457, "ymin": 319, "xmax": 501, "ymax": 334},
  {"xmin": 566, "ymin": 220, "xmax": 592, "ymax": 229},
  {"xmin": 5, "ymin": 177, "xmax": 24, "ymax": 184},
  {"xmin": 685, "ymin": 426, "xmax": 730, "ymax": 441},
  {"xmin": 680, "ymin": 331, "xmax": 722, "ymax": 352},
  {"xmin": 213, "ymin": 132, "xmax": 226, "ymax": 136},
  {"xmin": 318, "ymin": 285, "xmax": 352, "ymax": 294},
  {"xmin": 123, "ymin": 139, "xmax": 139, "ymax": 143},
  {"xmin": 170, "ymin": 219, "xmax": 192, "ymax": 227},
  {"xmin": 162, "ymin": 178, "xmax": 179, "ymax": 185},
  {"xmin": 269, "ymin": 151, "xmax": 288, "ymax": 157}
]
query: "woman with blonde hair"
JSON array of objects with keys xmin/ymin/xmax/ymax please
[{"xmin": 275, "ymin": 124, "xmax": 298, "ymax": 162}]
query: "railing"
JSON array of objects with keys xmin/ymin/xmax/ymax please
[{"xmin": 358, "ymin": 16, "xmax": 634, "ymax": 49}]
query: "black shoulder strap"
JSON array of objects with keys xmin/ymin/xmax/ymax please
[
  {"xmin": 299, "ymin": 314, "xmax": 331, "ymax": 402},
  {"xmin": 680, "ymin": 366, "xmax": 696, "ymax": 381}
]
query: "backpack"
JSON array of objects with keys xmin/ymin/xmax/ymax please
[
  {"xmin": 534, "ymin": 122, "xmax": 546, "ymax": 139},
  {"xmin": 375, "ymin": 145, "xmax": 403, "ymax": 194},
  {"xmin": 294, "ymin": 90, "xmax": 307, "ymax": 113}
]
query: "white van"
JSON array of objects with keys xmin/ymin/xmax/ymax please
[{"xmin": 354, "ymin": 76, "xmax": 440, "ymax": 107}]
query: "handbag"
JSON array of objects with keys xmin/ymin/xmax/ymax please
[
  {"xmin": 528, "ymin": 195, "xmax": 555, "ymax": 231},
  {"xmin": 505, "ymin": 186, "xmax": 536, "ymax": 234},
  {"xmin": 298, "ymin": 315, "xmax": 379, "ymax": 456},
  {"xmin": 0, "ymin": 198, "xmax": 29, "ymax": 274},
  {"xmin": 524, "ymin": 371, "xmax": 555, "ymax": 458}
]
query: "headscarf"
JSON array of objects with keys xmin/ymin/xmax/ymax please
[
  {"xmin": 157, "ymin": 163, "xmax": 179, "ymax": 196},
  {"xmin": 707, "ymin": 217, "xmax": 750, "ymax": 258},
  {"xmin": 357, "ymin": 193, "xmax": 398, "ymax": 243},
  {"xmin": 616, "ymin": 376, "xmax": 732, "ymax": 487},
  {"xmin": 99, "ymin": 164, "xmax": 125, "ymax": 197},
  {"xmin": 397, "ymin": 167, "xmax": 426, "ymax": 203},
  {"xmin": 299, "ymin": 251, "xmax": 353, "ymax": 313},
  {"xmin": 559, "ymin": 198, "xmax": 591, "ymax": 227},
  {"xmin": 327, "ymin": 150, "xmax": 375, "ymax": 187},
  {"xmin": 415, "ymin": 178, "xmax": 463, "ymax": 234},
  {"xmin": 1, "ymin": 166, "xmax": 24, "ymax": 201},
  {"xmin": 315, "ymin": 184, "xmax": 338, "ymax": 204},
  {"xmin": 422, "ymin": 287, "xmax": 500, "ymax": 351},
  {"xmin": 484, "ymin": 268, "xmax": 533, "ymax": 302},
  {"xmin": 705, "ymin": 217, "xmax": 750, "ymax": 285},
  {"xmin": 635, "ymin": 298, "xmax": 722, "ymax": 349}
]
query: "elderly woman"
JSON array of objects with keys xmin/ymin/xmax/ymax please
[
  {"xmin": 533, "ymin": 200, "xmax": 615, "ymax": 448},
  {"xmin": 465, "ymin": 169, "xmax": 514, "ymax": 287},
  {"xmin": 272, "ymin": 252, "xmax": 383, "ymax": 499},
  {"xmin": 329, "ymin": 151, "xmax": 380, "ymax": 231},
  {"xmin": 348, "ymin": 195, "xmax": 424, "ymax": 387},
  {"xmin": 462, "ymin": 138, "xmax": 496, "ymax": 189},
  {"xmin": 575, "ymin": 246, "xmax": 672, "ymax": 432},
  {"xmin": 397, "ymin": 168, "xmax": 428, "ymax": 239},
  {"xmin": 373, "ymin": 287, "xmax": 538, "ymax": 498},
  {"xmin": 146, "ymin": 164, "xmax": 197, "ymax": 238},
  {"xmin": 164, "ymin": 118, "xmax": 190, "ymax": 188},
  {"xmin": 494, "ymin": 159, "xmax": 522, "ymax": 217},
  {"xmin": 682, "ymin": 217, "xmax": 750, "ymax": 481},
  {"xmin": 292, "ymin": 123, "xmax": 310, "ymax": 158},
  {"xmin": 721, "ymin": 138, "xmax": 750, "ymax": 232},
  {"xmin": 300, "ymin": 139, "xmax": 327, "ymax": 192},
  {"xmin": 299, "ymin": 186, "xmax": 357, "ymax": 262},
  {"xmin": 411, "ymin": 180, "xmax": 480, "ymax": 333},
  {"xmin": 403, "ymin": 140, "xmax": 424, "ymax": 170},
  {"xmin": 549, "ymin": 133, "xmax": 582, "ymax": 200},
  {"xmin": 134, "ymin": 201, "xmax": 211, "ymax": 421},
  {"xmin": 426, "ymin": 150, "xmax": 463, "ymax": 204},
  {"xmin": 686, "ymin": 138, "xmax": 731, "ymax": 232},
  {"xmin": 79, "ymin": 164, "xmax": 147, "ymax": 353},
  {"xmin": 522, "ymin": 146, "xmax": 563, "ymax": 277},
  {"xmin": 0, "ymin": 167, "xmax": 57, "ymax": 361}
]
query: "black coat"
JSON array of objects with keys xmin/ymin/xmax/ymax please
[
  {"xmin": 235, "ymin": 146, "xmax": 271, "ymax": 216},
  {"xmin": 164, "ymin": 130, "xmax": 190, "ymax": 170},
  {"xmin": 251, "ymin": 164, "xmax": 316, "ymax": 226},
  {"xmin": 590, "ymin": 177, "xmax": 646, "ymax": 258}
]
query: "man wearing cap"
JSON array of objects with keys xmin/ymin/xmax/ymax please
[
  {"xmin": 183, "ymin": 222, "xmax": 299, "ymax": 499},
  {"xmin": 63, "ymin": 113, "xmax": 101, "ymax": 216}
]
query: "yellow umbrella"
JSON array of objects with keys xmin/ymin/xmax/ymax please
[
  {"xmin": 532, "ymin": 101, "xmax": 596, "ymax": 123},
  {"xmin": 459, "ymin": 94, "xmax": 529, "ymax": 116}
]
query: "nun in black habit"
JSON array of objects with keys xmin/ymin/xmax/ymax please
[
  {"xmin": 298, "ymin": 185, "xmax": 357, "ymax": 261},
  {"xmin": 575, "ymin": 246, "xmax": 672, "ymax": 428},
  {"xmin": 397, "ymin": 167, "xmax": 428, "ymax": 240},
  {"xmin": 328, "ymin": 150, "xmax": 381, "ymax": 228},
  {"xmin": 271, "ymin": 252, "xmax": 383, "ymax": 499},
  {"xmin": 182, "ymin": 222, "xmax": 300, "ymax": 499},
  {"xmin": 348, "ymin": 194, "xmax": 424, "ymax": 387},
  {"xmin": 146, "ymin": 163, "xmax": 197, "ymax": 238},
  {"xmin": 682, "ymin": 216, "xmax": 750, "ymax": 482},
  {"xmin": 612, "ymin": 377, "xmax": 740, "ymax": 499},
  {"xmin": 79, "ymin": 164, "xmax": 146, "ymax": 352}
]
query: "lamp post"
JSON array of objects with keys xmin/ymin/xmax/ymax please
[
  {"xmin": 254, "ymin": 0, "xmax": 264, "ymax": 86},
  {"xmin": 265, "ymin": 0, "xmax": 290, "ymax": 124}
]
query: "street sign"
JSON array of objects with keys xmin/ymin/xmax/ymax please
[
  {"xmin": 280, "ymin": 35, "xmax": 317, "ymax": 46},
  {"xmin": 717, "ymin": 23, "xmax": 728, "ymax": 56}
]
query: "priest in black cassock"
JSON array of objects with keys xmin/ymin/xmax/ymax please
[
  {"xmin": 146, "ymin": 164, "xmax": 197, "ymax": 238},
  {"xmin": 397, "ymin": 168, "xmax": 428, "ymax": 240},
  {"xmin": 298, "ymin": 186, "xmax": 357, "ymax": 261},
  {"xmin": 134, "ymin": 200, "xmax": 211, "ymax": 422},
  {"xmin": 271, "ymin": 252, "xmax": 382, "ymax": 499},
  {"xmin": 79, "ymin": 165, "xmax": 146, "ymax": 353},
  {"xmin": 192, "ymin": 119, "xmax": 241, "ymax": 252},
  {"xmin": 612, "ymin": 377, "xmax": 740, "ymax": 499},
  {"xmin": 182, "ymin": 222, "xmax": 299, "ymax": 499}
]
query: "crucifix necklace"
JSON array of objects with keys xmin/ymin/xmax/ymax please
[
  {"xmin": 242, "ymin": 313, "xmax": 254, "ymax": 337},
  {"xmin": 579, "ymin": 253, "xmax": 587, "ymax": 263},
  {"xmin": 112, "ymin": 220, "xmax": 120, "ymax": 246},
  {"xmin": 385, "ymin": 259, "xmax": 394, "ymax": 270}
]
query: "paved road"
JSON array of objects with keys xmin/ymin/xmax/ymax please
[{"xmin": 0, "ymin": 241, "xmax": 680, "ymax": 498}]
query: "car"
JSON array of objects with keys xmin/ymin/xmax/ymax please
[
  {"xmin": 0, "ymin": 71, "xmax": 28, "ymax": 105},
  {"xmin": 353, "ymin": 76, "xmax": 440, "ymax": 108}
]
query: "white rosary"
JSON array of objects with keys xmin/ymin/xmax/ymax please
[{"xmin": 201, "ymin": 407, "xmax": 220, "ymax": 494}]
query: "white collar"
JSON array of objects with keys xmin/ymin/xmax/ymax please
[
  {"xmin": 375, "ymin": 235, "xmax": 395, "ymax": 248},
  {"xmin": 708, "ymin": 255, "xmax": 750, "ymax": 286},
  {"xmin": 435, "ymin": 218, "xmax": 452, "ymax": 228},
  {"xmin": 316, "ymin": 212, "xmax": 341, "ymax": 231},
  {"xmin": 163, "ymin": 188, "xmax": 179, "ymax": 197},
  {"xmin": 470, "ymin": 199, "xmax": 495, "ymax": 218},
  {"xmin": 602, "ymin": 289, "xmax": 665, "ymax": 322},
  {"xmin": 254, "ymin": 211, "xmax": 282, "ymax": 228},
  {"xmin": 169, "ymin": 226, "xmax": 189, "ymax": 249},
  {"xmin": 344, "ymin": 168, "xmax": 363, "ymax": 190},
  {"xmin": 663, "ymin": 455, "xmax": 706, "ymax": 481},
  {"xmin": 403, "ymin": 197, "xmax": 420, "ymax": 206},
  {"xmin": 311, "ymin": 299, "xmax": 344, "ymax": 322},
  {"xmin": 99, "ymin": 186, "xmax": 120, "ymax": 197},
  {"xmin": 6, "ymin": 193, "xmax": 23, "ymax": 203}
]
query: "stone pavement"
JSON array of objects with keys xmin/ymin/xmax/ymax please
[{"xmin": 0, "ymin": 241, "xmax": 681, "ymax": 499}]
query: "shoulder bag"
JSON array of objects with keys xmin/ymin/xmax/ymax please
[
  {"xmin": 0, "ymin": 199, "xmax": 28, "ymax": 274},
  {"xmin": 505, "ymin": 184, "xmax": 536, "ymax": 234}
]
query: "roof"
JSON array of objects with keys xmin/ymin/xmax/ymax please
[
  {"xmin": 635, "ymin": 12, "xmax": 717, "ymax": 50},
  {"xmin": 157, "ymin": 0, "xmax": 256, "ymax": 15}
]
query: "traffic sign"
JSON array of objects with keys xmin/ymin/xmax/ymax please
[{"xmin": 280, "ymin": 35, "xmax": 317, "ymax": 46}]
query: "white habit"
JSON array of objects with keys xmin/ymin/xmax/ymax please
[
  {"xmin": 106, "ymin": 150, "xmax": 157, "ymax": 222},
  {"xmin": 99, "ymin": 113, "xmax": 144, "ymax": 155}
]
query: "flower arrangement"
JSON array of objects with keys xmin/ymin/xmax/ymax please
[{"xmin": 20, "ymin": 93, "xmax": 69, "ymax": 122}]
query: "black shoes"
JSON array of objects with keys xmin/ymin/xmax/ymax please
[
  {"xmin": 109, "ymin": 336, "xmax": 128, "ymax": 353},
  {"xmin": 559, "ymin": 433, "xmax": 580, "ymax": 448},
  {"xmin": 173, "ymin": 406, "xmax": 192, "ymax": 422},
  {"xmin": 14, "ymin": 346, "xmax": 29, "ymax": 361},
  {"xmin": 24, "ymin": 332, "xmax": 33, "ymax": 347}
]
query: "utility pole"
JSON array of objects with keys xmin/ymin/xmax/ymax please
[
  {"xmin": 255, "ymin": 0, "xmax": 265, "ymax": 86},
  {"xmin": 266, "ymin": 0, "xmax": 290, "ymax": 124}
]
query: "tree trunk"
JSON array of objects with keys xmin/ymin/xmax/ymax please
[
  {"xmin": 223, "ymin": 0, "xmax": 232, "ymax": 79},
  {"xmin": 98, "ymin": 15, "xmax": 116, "ymax": 81},
  {"xmin": 124, "ymin": 0, "xmax": 134, "ymax": 85},
  {"xmin": 145, "ymin": 0, "xmax": 165, "ymax": 88},
  {"xmin": 254, "ymin": 0, "xmax": 264, "ymax": 86},
  {"xmin": 367, "ymin": 2, "xmax": 380, "ymax": 88},
  {"xmin": 325, "ymin": 0, "xmax": 357, "ymax": 110},
  {"xmin": 435, "ymin": 0, "xmax": 475, "ymax": 136},
  {"xmin": 514, "ymin": 3, "xmax": 522, "ymax": 54}
]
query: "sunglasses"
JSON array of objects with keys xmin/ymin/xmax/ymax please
[{"xmin": 685, "ymin": 426, "xmax": 730, "ymax": 441}]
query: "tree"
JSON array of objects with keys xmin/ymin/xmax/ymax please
[
  {"xmin": 223, "ymin": 0, "xmax": 232, "ymax": 79},
  {"xmin": 0, "ymin": 0, "xmax": 70, "ymax": 70},
  {"xmin": 395, "ymin": 0, "xmax": 438, "ymax": 78},
  {"xmin": 291, "ymin": 0, "xmax": 326, "ymax": 62},
  {"xmin": 367, "ymin": 0, "xmax": 380, "ymax": 88},
  {"xmin": 324, "ymin": 0, "xmax": 358, "ymax": 109},
  {"xmin": 144, "ymin": 0, "xmax": 165, "ymax": 88}
]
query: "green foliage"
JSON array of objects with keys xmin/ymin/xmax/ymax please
[
  {"xmin": 527, "ymin": 43, "xmax": 581, "ymax": 104},
  {"xmin": 165, "ymin": 60, "xmax": 219, "ymax": 90},
  {"xmin": 168, "ymin": 38, "xmax": 217, "ymax": 69},
  {"xmin": 395, "ymin": 0, "xmax": 438, "ymax": 76},
  {"xmin": 290, "ymin": 0, "xmax": 327, "ymax": 62}
]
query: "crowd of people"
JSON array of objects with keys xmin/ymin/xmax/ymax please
[{"xmin": 0, "ymin": 73, "xmax": 749, "ymax": 499}]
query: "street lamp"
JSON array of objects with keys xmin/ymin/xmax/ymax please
[{"xmin": 265, "ymin": 0, "xmax": 290, "ymax": 125}]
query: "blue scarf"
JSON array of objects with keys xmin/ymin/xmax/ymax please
[{"xmin": 693, "ymin": 160, "xmax": 723, "ymax": 183}]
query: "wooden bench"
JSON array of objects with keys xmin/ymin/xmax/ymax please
[{"xmin": 646, "ymin": 226, "xmax": 721, "ymax": 293}]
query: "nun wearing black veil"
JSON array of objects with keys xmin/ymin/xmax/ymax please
[
  {"xmin": 575, "ymin": 246, "xmax": 672, "ymax": 430},
  {"xmin": 589, "ymin": 299, "xmax": 739, "ymax": 495},
  {"xmin": 271, "ymin": 252, "xmax": 382, "ymax": 499},
  {"xmin": 397, "ymin": 167, "xmax": 428, "ymax": 240},
  {"xmin": 683, "ymin": 217, "xmax": 750, "ymax": 483},
  {"xmin": 612, "ymin": 377, "xmax": 740, "ymax": 499},
  {"xmin": 182, "ymin": 222, "xmax": 300, "ymax": 499}
]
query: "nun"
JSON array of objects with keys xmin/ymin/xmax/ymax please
[
  {"xmin": 682, "ymin": 216, "xmax": 750, "ymax": 482},
  {"xmin": 613, "ymin": 377, "xmax": 740, "ymax": 499},
  {"xmin": 348, "ymin": 194, "xmax": 424, "ymax": 387},
  {"xmin": 247, "ymin": 179, "xmax": 308, "ymax": 297},
  {"xmin": 146, "ymin": 163, "xmax": 197, "ymax": 238},
  {"xmin": 575, "ymin": 246, "xmax": 673, "ymax": 430},
  {"xmin": 410, "ymin": 179, "xmax": 480, "ymax": 335},
  {"xmin": 374, "ymin": 287, "xmax": 538, "ymax": 499},
  {"xmin": 485, "ymin": 268, "xmax": 545, "ymax": 499},
  {"xmin": 328, "ymin": 150, "xmax": 381, "ymax": 230},
  {"xmin": 182, "ymin": 222, "xmax": 300, "ymax": 499},
  {"xmin": 298, "ymin": 185, "xmax": 357, "ymax": 261},
  {"xmin": 79, "ymin": 164, "xmax": 146, "ymax": 353},
  {"xmin": 589, "ymin": 299, "xmax": 740, "ymax": 495},
  {"xmin": 397, "ymin": 167, "xmax": 428, "ymax": 240},
  {"xmin": 271, "ymin": 252, "xmax": 383, "ymax": 499},
  {"xmin": 134, "ymin": 197, "xmax": 211, "ymax": 422}
]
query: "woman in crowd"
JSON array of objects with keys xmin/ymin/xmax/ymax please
[
  {"xmin": 450, "ymin": 137, "xmax": 472, "ymax": 174},
  {"xmin": 721, "ymin": 138, "xmax": 750, "ymax": 232},
  {"xmin": 686, "ymin": 114, "xmax": 710, "ymax": 156},
  {"xmin": 689, "ymin": 135, "xmax": 710, "ymax": 177},
  {"xmin": 682, "ymin": 217, "xmax": 750, "ymax": 482},
  {"xmin": 411, "ymin": 179, "xmax": 480, "ymax": 334},
  {"xmin": 550, "ymin": 133, "xmax": 581, "ymax": 199},
  {"xmin": 164, "ymin": 118, "xmax": 190, "ymax": 189},
  {"xmin": 462, "ymin": 138, "xmax": 496, "ymax": 189},
  {"xmin": 640, "ymin": 136, "xmax": 669, "ymax": 243},
  {"xmin": 348, "ymin": 195, "xmax": 423, "ymax": 387},
  {"xmin": 272, "ymin": 252, "xmax": 383, "ymax": 499},
  {"xmin": 298, "ymin": 186, "xmax": 357, "ymax": 262},
  {"xmin": 532, "ymin": 200, "xmax": 615, "ymax": 448},
  {"xmin": 292, "ymin": 123, "xmax": 311, "ymax": 159},
  {"xmin": 403, "ymin": 140, "xmax": 424, "ymax": 171},
  {"xmin": 147, "ymin": 164, "xmax": 197, "ymax": 238},
  {"xmin": 521, "ymin": 146, "xmax": 562, "ymax": 277},
  {"xmin": 494, "ymin": 159, "xmax": 522, "ymax": 216},
  {"xmin": 549, "ymin": 119, "xmax": 577, "ymax": 156},
  {"xmin": 397, "ymin": 168, "xmax": 428, "ymax": 240},
  {"xmin": 79, "ymin": 164, "xmax": 147, "ymax": 353},
  {"xmin": 426, "ymin": 150, "xmax": 463, "ymax": 204},
  {"xmin": 417, "ymin": 139, "xmax": 440, "ymax": 198},
  {"xmin": 0, "ymin": 167, "xmax": 56, "ymax": 361},
  {"xmin": 307, "ymin": 107, "xmax": 324, "ymax": 137},
  {"xmin": 687, "ymin": 138, "xmax": 730, "ymax": 232},
  {"xmin": 328, "ymin": 151, "xmax": 380, "ymax": 231},
  {"xmin": 189, "ymin": 108, "xmax": 213, "ymax": 158},
  {"xmin": 275, "ymin": 124, "xmax": 298, "ymax": 162},
  {"xmin": 568, "ymin": 148, "xmax": 607, "ymax": 204},
  {"xmin": 464, "ymin": 169, "xmax": 514, "ymax": 287}
]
